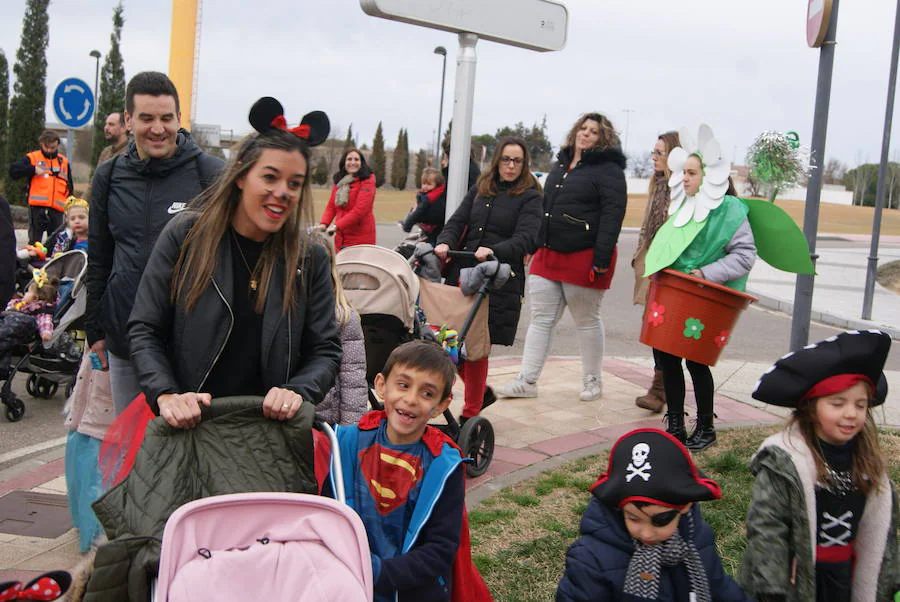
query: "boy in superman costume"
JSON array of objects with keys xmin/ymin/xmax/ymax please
[{"xmin": 332, "ymin": 340, "xmax": 492, "ymax": 602}]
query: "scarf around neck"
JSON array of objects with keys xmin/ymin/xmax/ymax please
[
  {"xmin": 335, "ymin": 173, "xmax": 356, "ymax": 207},
  {"xmin": 622, "ymin": 512, "xmax": 711, "ymax": 602}
]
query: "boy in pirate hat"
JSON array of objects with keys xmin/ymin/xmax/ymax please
[
  {"xmin": 557, "ymin": 428, "xmax": 751, "ymax": 601},
  {"xmin": 741, "ymin": 329, "xmax": 898, "ymax": 602}
]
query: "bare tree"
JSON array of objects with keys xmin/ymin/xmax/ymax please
[
  {"xmin": 630, "ymin": 152, "xmax": 653, "ymax": 178},
  {"xmin": 822, "ymin": 158, "xmax": 846, "ymax": 185}
]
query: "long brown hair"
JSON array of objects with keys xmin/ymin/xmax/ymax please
[
  {"xmin": 333, "ymin": 147, "xmax": 372, "ymax": 183},
  {"xmin": 789, "ymin": 394, "xmax": 886, "ymax": 496},
  {"xmin": 312, "ymin": 232, "xmax": 355, "ymax": 327},
  {"xmin": 563, "ymin": 112, "xmax": 619, "ymax": 152},
  {"xmin": 648, "ymin": 131, "xmax": 681, "ymax": 198},
  {"xmin": 476, "ymin": 137, "xmax": 541, "ymax": 197},
  {"xmin": 170, "ymin": 129, "xmax": 314, "ymax": 313}
]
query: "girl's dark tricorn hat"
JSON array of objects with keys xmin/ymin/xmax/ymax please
[
  {"xmin": 751, "ymin": 329, "xmax": 891, "ymax": 408},
  {"xmin": 591, "ymin": 428, "xmax": 721, "ymax": 508},
  {"xmin": 248, "ymin": 97, "xmax": 329, "ymax": 147}
]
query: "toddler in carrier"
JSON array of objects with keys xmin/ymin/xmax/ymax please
[
  {"xmin": 400, "ymin": 167, "xmax": 447, "ymax": 245},
  {"xmin": 0, "ymin": 271, "xmax": 59, "ymax": 371}
]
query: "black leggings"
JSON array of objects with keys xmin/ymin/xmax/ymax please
[{"xmin": 652, "ymin": 348, "xmax": 714, "ymax": 417}]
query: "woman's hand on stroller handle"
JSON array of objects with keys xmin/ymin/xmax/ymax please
[
  {"xmin": 474, "ymin": 247, "xmax": 494, "ymax": 262},
  {"xmin": 158, "ymin": 391, "xmax": 212, "ymax": 429},
  {"xmin": 262, "ymin": 387, "xmax": 304, "ymax": 422}
]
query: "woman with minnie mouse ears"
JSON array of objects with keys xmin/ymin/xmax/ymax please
[
  {"xmin": 557, "ymin": 428, "xmax": 751, "ymax": 601},
  {"xmin": 741, "ymin": 330, "xmax": 898, "ymax": 602},
  {"xmin": 128, "ymin": 97, "xmax": 342, "ymax": 428}
]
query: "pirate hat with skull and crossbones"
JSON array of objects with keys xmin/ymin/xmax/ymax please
[{"xmin": 591, "ymin": 429, "xmax": 722, "ymax": 508}]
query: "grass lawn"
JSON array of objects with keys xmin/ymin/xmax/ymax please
[
  {"xmin": 469, "ymin": 426, "xmax": 900, "ymax": 602},
  {"xmin": 309, "ymin": 187, "xmax": 900, "ymax": 236}
]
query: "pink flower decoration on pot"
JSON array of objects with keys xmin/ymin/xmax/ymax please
[{"xmin": 647, "ymin": 302, "xmax": 666, "ymax": 327}]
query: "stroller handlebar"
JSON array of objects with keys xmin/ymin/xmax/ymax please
[{"xmin": 446, "ymin": 250, "xmax": 496, "ymax": 262}]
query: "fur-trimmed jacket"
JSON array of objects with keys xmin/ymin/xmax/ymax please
[{"xmin": 740, "ymin": 425, "xmax": 899, "ymax": 601}]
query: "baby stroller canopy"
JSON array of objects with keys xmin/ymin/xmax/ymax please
[{"xmin": 336, "ymin": 245, "xmax": 420, "ymax": 332}]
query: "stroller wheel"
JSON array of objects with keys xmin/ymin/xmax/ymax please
[
  {"xmin": 5, "ymin": 398, "xmax": 25, "ymax": 422},
  {"xmin": 29, "ymin": 375, "xmax": 58, "ymax": 399},
  {"xmin": 458, "ymin": 416, "xmax": 494, "ymax": 478},
  {"xmin": 26, "ymin": 374, "xmax": 38, "ymax": 397},
  {"xmin": 65, "ymin": 381, "xmax": 74, "ymax": 399}
]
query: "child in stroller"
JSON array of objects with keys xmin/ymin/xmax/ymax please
[
  {"xmin": 1, "ymin": 271, "xmax": 60, "ymax": 366},
  {"xmin": 16, "ymin": 196, "xmax": 89, "ymax": 290},
  {"xmin": 2, "ymin": 250, "xmax": 88, "ymax": 421}
]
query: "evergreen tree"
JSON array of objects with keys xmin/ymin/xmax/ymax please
[
  {"xmin": 91, "ymin": 2, "xmax": 127, "ymax": 169},
  {"xmin": 391, "ymin": 127, "xmax": 405, "ymax": 189},
  {"xmin": 414, "ymin": 149, "xmax": 427, "ymax": 188},
  {"xmin": 343, "ymin": 124, "xmax": 354, "ymax": 151},
  {"xmin": 313, "ymin": 156, "xmax": 329, "ymax": 185},
  {"xmin": 0, "ymin": 50, "xmax": 9, "ymax": 191},
  {"xmin": 397, "ymin": 129, "xmax": 409, "ymax": 190},
  {"xmin": 371, "ymin": 122, "xmax": 386, "ymax": 188},
  {"xmin": 7, "ymin": 0, "xmax": 50, "ymax": 205}
]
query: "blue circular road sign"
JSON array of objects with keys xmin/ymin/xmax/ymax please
[{"xmin": 52, "ymin": 78, "xmax": 95, "ymax": 128}]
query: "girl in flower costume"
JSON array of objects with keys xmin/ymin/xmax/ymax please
[{"xmin": 643, "ymin": 125, "xmax": 814, "ymax": 450}]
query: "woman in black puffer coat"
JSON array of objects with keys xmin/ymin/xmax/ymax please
[
  {"xmin": 435, "ymin": 137, "xmax": 542, "ymax": 424},
  {"xmin": 497, "ymin": 113, "xmax": 627, "ymax": 403}
]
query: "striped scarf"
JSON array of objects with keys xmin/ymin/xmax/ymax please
[{"xmin": 622, "ymin": 512, "xmax": 711, "ymax": 602}]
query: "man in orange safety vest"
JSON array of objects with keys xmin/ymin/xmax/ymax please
[{"xmin": 9, "ymin": 129, "xmax": 75, "ymax": 244}]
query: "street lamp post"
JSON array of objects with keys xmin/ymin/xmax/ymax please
[
  {"xmin": 89, "ymin": 50, "xmax": 101, "ymax": 109},
  {"xmin": 434, "ymin": 46, "xmax": 447, "ymax": 161}
]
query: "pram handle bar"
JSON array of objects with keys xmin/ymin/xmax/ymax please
[{"xmin": 446, "ymin": 249, "xmax": 496, "ymax": 262}]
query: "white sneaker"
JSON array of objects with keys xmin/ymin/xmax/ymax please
[
  {"xmin": 496, "ymin": 376, "xmax": 538, "ymax": 398},
  {"xmin": 579, "ymin": 375, "xmax": 603, "ymax": 401}
]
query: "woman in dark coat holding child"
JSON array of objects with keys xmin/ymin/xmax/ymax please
[{"xmin": 435, "ymin": 137, "xmax": 542, "ymax": 424}]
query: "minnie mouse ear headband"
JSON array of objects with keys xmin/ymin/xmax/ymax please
[
  {"xmin": 752, "ymin": 329, "xmax": 891, "ymax": 407},
  {"xmin": 248, "ymin": 97, "xmax": 329, "ymax": 147},
  {"xmin": 590, "ymin": 429, "xmax": 721, "ymax": 509}
]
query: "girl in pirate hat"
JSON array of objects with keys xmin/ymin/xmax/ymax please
[
  {"xmin": 741, "ymin": 330, "xmax": 899, "ymax": 602},
  {"xmin": 557, "ymin": 428, "xmax": 751, "ymax": 601}
]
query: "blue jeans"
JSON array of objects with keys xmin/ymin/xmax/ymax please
[{"xmin": 108, "ymin": 352, "xmax": 143, "ymax": 415}]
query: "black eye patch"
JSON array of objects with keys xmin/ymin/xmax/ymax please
[{"xmin": 649, "ymin": 509, "xmax": 681, "ymax": 527}]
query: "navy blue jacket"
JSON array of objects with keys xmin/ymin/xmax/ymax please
[{"xmin": 556, "ymin": 499, "xmax": 751, "ymax": 602}]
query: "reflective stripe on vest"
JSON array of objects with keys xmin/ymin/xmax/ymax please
[{"xmin": 25, "ymin": 150, "xmax": 69, "ymax": 212}]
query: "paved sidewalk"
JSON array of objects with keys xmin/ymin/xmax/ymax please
[{"xmin": 746, "ymin": 234, "xmax": 900, "ymax": 338}]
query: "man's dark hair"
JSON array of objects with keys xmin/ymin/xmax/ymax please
[
  {"xmin": 381, "ymin": 340, "xmax": 456, "ymax": 400},
  {"xmin": 125, "ymin": 71, "xmax": 180, "ymax": 115},
  {"xmin": 109, "ymin": 112, "xmax": 125, "ymax": 127},
  {"xmin": 39, "ymin": 130, "xmax": 60, "ymax": 145}
]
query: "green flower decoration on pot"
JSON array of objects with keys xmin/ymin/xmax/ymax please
[{"xmin": 683, "ymin": 318, "xmax": 705, "ymax": 340}]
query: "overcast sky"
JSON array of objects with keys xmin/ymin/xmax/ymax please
[{"xmin": 1, "ymin": 0, "xmax": 898, "ymax": 168}]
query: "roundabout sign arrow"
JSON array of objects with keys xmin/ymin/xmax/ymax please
[{"xmin": 52, "ymin": 77, "xmax": 94, "ymax": 128}]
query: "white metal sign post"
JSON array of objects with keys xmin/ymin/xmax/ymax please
[{"xmin": 360, "ymin": 0, "xmax": 567, "ymax": 217}]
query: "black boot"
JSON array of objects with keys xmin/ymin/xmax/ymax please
[
  {"xmin": 686, "ymin": 414, "xmax": 717, "ymax": 451},
  {"xmin": 664, "ymin": 412, "xmax": 687, "ymax": 443}
]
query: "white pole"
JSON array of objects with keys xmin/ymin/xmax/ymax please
[{"xmin": 445, "ymin": 33, "xmax": 478, "ymax": 219}]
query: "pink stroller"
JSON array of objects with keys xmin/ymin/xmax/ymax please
[{"xmin": 152, "ymin": 425, "xmax": 373, "ymax": 602}]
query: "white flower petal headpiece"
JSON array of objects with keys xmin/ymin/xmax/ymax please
[{"xmin": 667, "ymin": 124, "xmax": 730, "ymax": 227}]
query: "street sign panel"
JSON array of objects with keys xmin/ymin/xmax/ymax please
[
  {"xmin": 360, "ymin": 0, "xmax": 567, "ymax": 52},
  {"xmin": 807, "ymin": 0, "xmax": 833, "ymax": 48},
  {"xmin": 52, "ymin": 78, "xmax": 94, "ymax": 128}
]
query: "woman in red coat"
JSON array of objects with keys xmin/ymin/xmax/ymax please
[{"xmin": 317, "ymin": 148, "xmax": 376, "ymax": 250}]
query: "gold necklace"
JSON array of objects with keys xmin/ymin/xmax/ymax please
[{"xmin": 231, "ymin": 229, "xmax": 259, "ymax": 291}]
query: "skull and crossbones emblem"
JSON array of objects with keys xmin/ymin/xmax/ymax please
[{"xmin": 625, "ymin": 442, "xmax": 652, "ymax": 482}]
